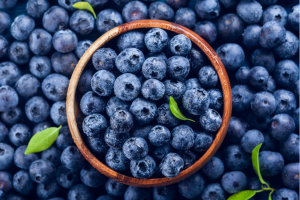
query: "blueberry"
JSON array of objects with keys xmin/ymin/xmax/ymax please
[
  {"xmin": 9, "ymin": 124, "xmax": 31, "ymax": 147},
  {"xmin": 199, "ymin": 66, "xmax": 219, "ymax": 89},
  {"xmin": 152, "ymin": 185, "xmax": 175, "ymax": 200},
  {"xmin": 29, "ymin": 56, "xmax": 52, "ymax": 79},
  {"xmin": 273, "ymin": 188, "xmax": 299, "ymax": 200},
  {"xmin": 193, "ymin": 21, "xmax": 217, "ymax": 45},
  {"xmin": 122, "ymin": 1, "xmax": 148, "ymax": 23},
  {"xmin": 42, "ymin": 73, "xmax": 69, "ymax": 101},
  {"xmin": 61, "ymin": 146, "xmax": 86, "ymax": 171},
  {"xmin": 242, "ymin": 25, "xmax": 262, "ymax": 49},
  {"xmin": 216, "ymin": 43, "xmax": 245, "ymax": 71},
  {"xmin": 142, "ymin": 57, "xmax": 166, "ymax": 81},
  {"xmin": 144, "ymin": 28, "xmax": 168, "ymax": 54},
  {"xmin": 105, "ymin": 97, "xmax": 129, "ymax": 118},
  {"xmin": 221, "ymin": 171, "xmax": 247, "ymax": 194},
  {"xmin": 0, "ymin": 171, "xmax": 12, "ymax": 193},
  {"xmin": 124, "ymin": 186, "xmax": 151, "ymax": 200},
  {"xmin": 96, "ymin": 195, "xmax": 116, "ymax": 200},
  {"xmin": 273, "ymin": 89, "xmax": 297, "ymax": 115},
  {"xmin": 0, "ymin": 143, "xmax": 14, "ymax": 170},
  {"xmin": 185, "ymin": 78, "xmax": 202, "ymax": 91},
  {"xmin": 262, "ymin": 5, "xmax": 287, "ymax": 26},
  {"xmin": 105, "ymin": 127, "xmax": 130, "ymax": 149},
  {"xmin": 259, "ymin": 151, "xmax": 284, "ymax": 177},
  {"xmin": 52, "ymin": 29, "xmax": 78, "ymax": 53},
  {"xmin": 26, "ymin": 0, "xmax": 50, "ymax": 18},
  {"xmin": 201, "ymin": 156, "xmax": 224, "ymax": 180},
  {"xmin": 149, "ymin": 2, "xmax": 174, "ymax": 21},
  {"xmin": 146, "ymin": 52, "xmax": 168, "ymax": 63},
  {"xmin": 178, "ymin": 150, "xmax": 197, "ymax": 169},
  {"xmin": 167, "ymin": 56, "xmax": 190, "ymax": 81},
  {"xmin": 274, "ymin": 60, "xmax": 299, "ymax": 89},
  {"xmin": 29, "ymin": 28, "xmax": 52, "ymax": 55},
  {"xmin": 156, "ymin": 103, "xmax": 180, "ymax": 129},
  {"xmin": 130, "ymin": 155, "xmax": 156, "ymax": 179},
  {"xmin": 105, "ymin": 179, "xmax": 127, "ymax": 197},
  {"xmin": 251, "ymin": 92, "xmax": 276, "ymax": 118},
  {"xmin": 78, "ymin": 69, "xmax": 93, "ymax": 94},
  {"xmin": 274, "ymin": 31, "xmax": 299, "ymax": 59},
  {"xmin": 0, "ymin": 11, "xmax": 11, "ymax": 33},
  {"xmin": 293, "ymin": 108, "xmax": 299, "ymax": 131},
  {"xmin": 174, "ymin": 8, "xmax": 196, "ymax": 29},
  {"xmin": 183, "ymin": 88, "xmax": 210, "ymax": 115},
  {"xmin": 159, "ymin": 153, "xmax": 184, "ymax": 178},
  {"xmin": 231, "ymin": 85, "xmax": 255, "ymax": 113},
  {"xmin": 10, "ymin": 15, "xmax": 35, "ymax": 41},
  {"xmin": 251, "ymin": 48, "xmax": 275, "ymax": 73},
  {"xmin": 288, "ymin": 5, "xmax": 299, "ymax": 31},
  {"xmin": 82, "ymin": 114, "xmax": 107, "ymax": 137},
  {"xmin": 58, "ymin": 0, "xmax": 80, "ymax": 11},
  {"xmin": 247, "ymin": 177, "xmax": 261, "ymax": 190},
  {"xmin": 117, "ymin": 31, "xmax": 145, "ymax": 52},
  {"xmin": 0, "ymin": 36, "xmax": 8, "ymax": 58},
  {"xmin": 141, "ymin": 79, "xmax": 165, "ymax": 101},
  {"xmin": 87, "ymin": 135, "xmax": 109, "ymax": 154},
  {"xmin": 123, "ymin": 137, "xmax": 148, "ymax": 160},
  {"xmin": 193, "ymin": 131, "xmax": 213, "ymax": 152},
  {"xmin": 200, "ymin": 109, "xmax": 222, "ymax": 132},
  {"xmin": 92, "ymin": 48, "xmax": 117, "ymax": 71},
  {"xmin": 29, "ymin": 159, "xmax": 56, "ymax": 184},
  {"xmin": 208, "ymin": 89, "xmax": 223, "ymax": 111},
  {"xmin": 256, "ymin": 0, "xmax": 277, "ymax": 6},
  {"xmin": 25, "ymin": 96, "xmax": 50, "ymax": 123},
  {"xmin": 148, "ymin": 125, "xmax": 171, "ymax": 147},
  {"xmin": 260, "ymin": 76, "xmax": 277, "ymax": 93},
  {"xmin": 237, "ymin": 0, "xmax": 263, "ymax": 24},
  {"xmin": 170, "ymin": 35, "xmax": 192, "ymax": 56},
  {"xmin": 282, "ymin": 163, "xmax": 299, "ymax": 189},
  {"xmin": 130, "ymin": 98, "xmax": 157, "ymax": 125},
  {"xmin": 201, "ymin": 183, "xmax": 226, "ymax": 200},
  {"xmin": 171, "ymin": 125, "xmax": 194, "ymax": 150},
  {"xmin": 55, "ymin": 126, "xmax": 75, "ymax": 151},
  {"xmin": 105, "ymin": 147, "xmax": 130, "ymax": 171},
  {"xmin": 76, "ymin": 40, "xmax": 92, "ymax": 58},
  {"xmin": 80, "ymin": 164, "xmax": 107, "ymax": 188},
  {"xmin": 131, "ymin": 125, "xmax": 152, "ymax": 140},
  {"xmin": 247, "ymin": 111, "xmax": 271, "ymax": 132},
  {"xmin": 164, "ymin": 80, "xmax": 186, "ymax": 102},
  {"xmin": 227, "ymin": 117, "xmax": 248, "ymax": 143},
  {"xmin": 7, "ymin": 194, "xmax": 25, "ymax": 200},
  {"xmin": 8, "ymin": 41, "xmax": 31, "ymax": 64},
  {"xmin": 223, "ymin": 145, "xmax": 250, "ymax": 170},
  {"xmin": 259, "ymin": 21, "xmax": 286, "ymax": 49},
  {"xmin": 114, "ymin": 73, "xmax": 141, "ymax": 101},
  {"xmin": 177, "ymin": 172, "xmax": 205, "ymax": 199},
  {"xmin": 51, "ymin": 52, "xmax": 78, "ymax": 76},
  {"xmin": 96, "ymin": 9, "xmax": 123, "ymax": 35},
  {"xmin": 15, "ymin": 74, "xmax": 41, "ymax": 100},
  {"xmin": 80, "ymin": 91, "xmax": 106, "ymax": 115},
  {"xmin": 13, "ymin": 170, "xmax": 34, "ymax": 195},
  {"xmin": 218, "ymin": 14, "xmax": 244, "ymax": 42},
  {"xmin": 0, "ymin": 122, "xmax": 8, "ymax": 142},
  {"xmin": 195, "ymin": 0, "xmax": 220, "ymax": 19},
  {"xmin": 14, "ymin": 145, "xmax": 39, "ymax": 170},
  {"xmin": 49, "ymin": 101, "xmax": 66, "ymax": 126},
  {"xmin": 0, "ymin": 86, "xmax": 19, "ymax": 113},
  {"xmin": 56, "ymin": 165, "xmax": 79, "ymax": 188},
  {"xmin": 0, "ymin": 62, "xmax": 21, "ymax": 87},
  {"xmin": 270, "ymin": 114, "xmax": 295, "ymax": 141},
  {"xmin": 241, "ymin": 129, "xmax": 264, "ymax": 153},
  {"xmin": 152, "ymin": 143, "xmax": 172, "ymax": 161},
  {"xmin": 68, "ymin": 184, "xmax": 93, "ymax": 200},
  {"xmin": 92, "ymin": 70, "xmax": 115, "ymax": 97},
  {"xmin": 219, "ymin": 0, "xmax": 238, "ymax": 8},
  {"xmin": 41, "ymin": 146, "xmax": 61, "ymax": 167},
  {"xmin": 42, "ymin": 6, "xmax": 69, "ymax": 33},
  {"xmin": 70, "ymin": 10, "xmax": 94, "ymax": 35},
  {"xmin": 166, "ymin": 0, "xmax": 190, "ymax": 9},
  {"xmin": 110, "ymin": 109, "xmax": 134, "ymax": 133},
  {"xmin": 261, "ymin": 132, "xmax": 277, "ymax": 151},
  {"xmin": 116, "ymin": 48, "xmax": 145, "ymax": 74}
]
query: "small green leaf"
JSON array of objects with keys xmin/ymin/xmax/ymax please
[
  {"xmin": 169, "ymin": 96, "xmax": 195, "ymax": 122},
  {"xmin": 73, "ymin": 2, "xmax": 97, "ymax": 19},
  {"xmin": 227, "ymin": 190, "xmax": 257, "ymax": 200},
  {"xmin": 25, "ymin": 126, "xmax": 62, "ymax": 155},
  {"xmin": 252, "ymin": 143, "xmax": 270, "ymax": 188},
  {"xmin": 268, "ymin": 190, "xmax": 274, "ymax": 200}
]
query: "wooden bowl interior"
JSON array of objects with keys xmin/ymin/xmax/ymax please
[{"xmin": 66, "ymin": 20, "xmax": 232, "ymax": 188}]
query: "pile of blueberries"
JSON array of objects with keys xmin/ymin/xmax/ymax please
[{"xmin": 0, "ymin": 0, "xmax": 299, "ymax": 200}]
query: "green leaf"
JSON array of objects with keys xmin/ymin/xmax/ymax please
[
  {"xmin": 73, "ymin": 2, "xmax": 97, "ymax": 19},
  {"xmin": 25, "ymin": 126, "xmax": 62, "ymax": 155},
  {"xmin": 268, "ymin": 190, "xmax": 274, "ymax": 200},
  {"xmin": 169, "ymin": 96, "xmax": 195, "ymax": 122},
  {"xmin": 227, "ymin": 190, "xmax": 257, "ymax": 200},
  {"xmin": 252, "ymin": 143, "xmax": 270, "ymax": 188}
]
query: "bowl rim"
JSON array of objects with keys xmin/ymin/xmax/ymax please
[{"xmin": 66, "ymin": 19, "xmax": 232, "ymax": 188}]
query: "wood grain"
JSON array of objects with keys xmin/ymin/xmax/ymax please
[{"xmin": 66, "ymin": 20, "xmax": 232, "ymax": 188}]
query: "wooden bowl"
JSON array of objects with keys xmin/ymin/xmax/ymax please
[{"xmin": 66, "ymin": 20, "xmax": 232, "ymax": 188}]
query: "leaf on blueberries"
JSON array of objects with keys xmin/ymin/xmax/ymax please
[
  {"xmin": 73, "ymin": 2, "xmax": 97, "ymax": 19},
  {"xmin": 169, "ymin": 96, "xmax": 195, "ymax": 122},
  {"xmin": 252, "ymin": 143, "xmax": 270, "ymax": 187},
  {"xmin": 24, "ymin": 126, "xmax": 62, "ymax": 155},
  {"xmin": 227, "ymin": 190, "xmax": 257, "ymax": 200}
]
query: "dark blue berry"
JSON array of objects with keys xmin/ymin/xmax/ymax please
[
  {"xmin": 83, "ymin": 114, "xmax": 107, "ymax": 137},
  {"xmin": 152, "ymin": 143, "xmax": 172, "ymax": 161},
  {"xmin": 273, "ymin": 31, "xmax": 299, "ymax": 59},
  {"xmin": 237, "ymin": 0, "xmax": 263, "ymax": 24},
  {"xmin": 0, "ymin": 62, "xmax": 21, "ymax": 87},
  {"xmin": 0, "ymin": 143, "xmax": 14, "ymax": 170},
  {"xmin": 241, "ymin": 129, "xmax": 264, "ymax": 153},
  {"xmin": 242, "ymin": 25, "xmax": 262, "ymax": 49},
  {"xmin": 29, "ymin": 28, "xmax": 52, "ymax": 55},
  {"xmin": 87, "ymin": 135, "xmax": 109, "ymax": 154},
  {"xmin": 152, "ymin": 185, "xmax": 175, "ymax": 200},
  {"xmin": 159, "ymin": 153, "xmax": 184, "ymax": 178},
  {"xmin": 274, "ymin": 60, "xmax": 299, "ymax": 89},
  {"xmin": 0, "ymin": 0, "xmax": 17, "ymax": 8},
  {"xmin": 122, "ymin": 1, "xmax": 148, "ymax": 23},
  {"xmin": 123, "ymin": 137, "xmax": 148, "ymax": 160},
  {"xmin": 29, "ymin": 56, "xmax": 52, "ymax": 79},
  {"xmin": 56, "ymin": 165, "xmax": 79, "ymax": 188},
  {"xmin": 166, "ymin": 0, "xmax": 190, "ymax": 9},
  {"xmin": 130, "ymin": 155, "xmax": 156, "ymax": 179},
  {"xmin": 146, "ymin": 52, "xmax": 168, "ymax": 63},
  {"xmin": 200, "ymin": 109, "xmax": 222, "ymax": 132},
  {"xmin": 117, "ymin": 31, "xmax": 145, "ymax": 52},
  {"xmin": 288, "ymin": 5, "xmax": 299, "ymax": 31},
  {"xmin": 42, "ymin": 73, "xmax": 69, "ymax": 101},
  {"xmin": 14, "ymin": 145, "xmax": 39, "ymax": 170},
  {"xmin": 130, "ymin": 98, "xmax": 157, "ymax": 125},
  {"xmin": 106, "ymin": 96, "xmax": 130, "ymax": 118},
  {"xmin": 261, "ymin": 132, "xmax": 277, "ymax": 151},
  {"xmin": 50, "ymin": 101, "xmax": 67, "ymax": 126},
  {"xmin": 199, "ymin": 66, "xmax": 219, "ymax": 89},
  {"xmin": 178, "ymin": 150, "xmax": 197, "ymax": 169},
  {"xmin": 171, "ymin": 125, "xmax": 194, "ymax": 150},
  {"xmin": 51, "ymin": 52, "xmax": 77, "ymax": 76},
  {"xmin": 0, "ymin": 122, "xmax": 8, "ymax": 142},
  {"xmin": 260, "ymin": 76, "xmax": 277, "ymax": 93},
  {"xmin": 80, "ymin": 91, "xmax": 106, "ymax": 115},
  {"xmin": 259, "ymin": 151, "xmax": 284, "ymax": 176},
  {"xmin": 221, "ymin": 171, "xmax": 247, "ymax": 193},
  {"xmin": 142, "ymin": 57, "xmax": 166, "ymax": 81},
  {"xmin": 52, "ymin": 29, "xmax": 78, "ymax": 53},
  {"xmin": 105, "ymin": 147, "xmax": 130, "ymax": 171},
  {"xmin": 142, "ymin": 79, "xmax": 165, "ymax": 101},
  {"xmin": 41, "ymin": 146, "xmax": 61, "ymax": 167},
  {"xmin": 105, "ymin": 179, "xmax": 127, "ymax": 197},
  {"xmin": 201, "ymin": 183, "xmax": 226, "ymax": 200},
  {"xmin": 186, "ymin": 48, "xmax": 205, "ymax": 72},
  {"xmin": 218, "ymin": 14, "xmax": 244, "ymax": 42},
  {"xmin": 80, "ymin": 164, "xmax": 107, "ymax": 188},
  {"xmin": 0, "ymin": 11, "xmax": 10, "ymax": 33},
  {"xmin": 149, "ymin": 2, "xmax": 174, "ymax": 21},
  {"xmin": 10, "ymin": 15, "xmax": 35, "ymax": 41},
  {"xmin": 262, "ymin": 5, "xmax": 287, "ymax": 26},
  {"xmin": 78, "ymin": 69, "xmax": 93, "ymax": 94},
  {"xmin": 29, "ymin": 159, "xmax": 56, "ymax": 184},
  {"xmin": 223, "ymin": 145, "xmax": 250, "ymax": 170},
  {"xmin": 193, "ymin": 131, "xmax": 213, "ymax": 152},
  {"xmin": 42, "ymin": 6, "xmax": 69, "ymax": 33},
  {"xmin": 68, "ymin": 184, "xmax": 93, "ymax": 200},
  {"xmin": 247, "ymin": 111, "xmax": 271, "ymax": 132},
  {"xmin": 183, "ymin": 88, "xmax": 210, "ymax": 115},
  {"xmin": 55, "ymin": 126, "xmax": 74, "ymax": 151},
  {"xmin": 185, "ymin": 78, "xmax": 201, "ymax": 90},
  {"xmin": 273, "ymin": 188, "xmax": 299, "ymax": 200},
  {"xmin": 270, "ymin": 114, "xmax": 295, "ymax": 141},
  {"xmin": 13, "ymin": 170, "xmax": 34, "ymax": 195},
  {"xmin": 131, "ymin": 125, "xmax": 152, "ymax": 140},
  {"xmin": 116, "ymin": 48, "xmax": 145, "ymax": 74},
  {"xmin": 91, "ymin": 70, "xmax": 115, "ymax": 96},
  {"xmin": 259, "ymin": 21, "xmax": 286, "ymax": 49},
  {"xmin": 174, "ymin": 8, "xmax": 196, "ymax": 29},
  {"xmin": 231, "ymin": 85, "xmax": 255, "ymax": 113},
  {"xmin": 8, "ymin": 41, "xmax": 31, "ymax": 64},
  {"xmin": 195, "ymin": 0, "xmax": 220, "ymax": 19},
  {"xmin": 251, "ymin": 91, "xmax": 276, "ymax": 117},
  {"xmin": 110, "ymin": 109, "xmax": 134, "ymax": 133},
  {"xmin": 15, "ymin": 74, "xmax": 41, "ymax": 100},
  {"xmin": 216, "ymin": 43, "xmax": 245, "ymax": 71},
  {"xmin": 227, "ymin": 117, "xmax": 248, "ymax": 143},
  {"xmin": 273, "ymin": 89, "xmax": 297, "ymax": 115},
  {"xmin": 58, "ymin": 0, "xmax": 80, "ymax": 11},
  {"xmin": 104, "ymin": 127, "xmax": 130, "ymax": 149},
  {"xmin": 208, "ymin": 89, "xmax": 223, "ymax": 111},
  {"xmin": 251, "ymin": 48, "xmax": 275, "ymax": 73},
  {"xmin": 0, "ymin": 171, "xmax": 12, "ymax": 193},
  {"xmin": 25, "ymin": 96, "xmax": 50, "ymax": 123},
  {"xmin": 193, "ymin": 21, "xmax": 217, "ymax": 44},
  {"xmin": 0, "ymin": 86, "xmax": 19, "ymax": 113},
  {"xmin": 281, "ymin": 163, "xmax": 299, "ymax": 189},
  {"xmin": 148, "ymin": 125, "xmax": 171, "ymax": 147},
  {"xmin": 164, "ymin": 80, "xmax": 186, "ymax": 102},
  {"xmin": 145, "ymin": 28, "xmax": 168, "ymax": 53},
  {"xmin": 9, "ymin": 124, "xmax": 31, "ymax": 147},
  {"xmin": 177, "ymin": 172, "xmax": 205, "ymax": 199},
  {"xmin": 200, "ymin": 156, "xmax": 224, "ymax": 180},
  {"xmin": 92, "ymin": 48, "xmax": 117, "ymax": 71},
  {"xmin": 61, "ymin": 146, "xmax": 86, "ymax": 171},
  {"xmin": 96, "ymin": 9, "xmax": 123, "ymax": 35},
  {"xmin": 114, "ymin": 73, "xmax": 141, "ymax": 101},
  {"xmin": 170, "ymin": 35, "xmax": 191, "ymax": 56},
  {"xmin": 156, "ymin": 103, "xmax": 180, "ymax": 129},
  {"xmin": 0, "ymin": 36, "xmax": 8, "ymax": 58},
  {"xmin": 26, "ymin": 0, "xmax": 50, "ymax": 18},
  {"xmin": 76, "ymin": 40, "xmax": 92, "ymax": 58},
  {"xmin": 70, "ymin": 10, "xmax": 94, "ymax": 35}
]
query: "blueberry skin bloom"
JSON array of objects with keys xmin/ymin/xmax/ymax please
[
  {"xmin": 0, "ymin": 62, "xmax": 21, "ymax": 87},
  {"xmin": 42, "ymin": 6, "xmax": 69, "ymax": 33},
  {"xmin": 141, "ymin": 79, "xmax": 165, "ymax": 101},
  {"xmin": 201, "ymin": 183, "xmax": 226, "ymax": 200},
  {"xmin": 15, "ymin": 74, "xmax": 40, "ymax": 100},
  {"xmin": 288, "ymin": 5, "xmax": 299, "ymax": 31},
  {"xmin": 200, "ymin": 157, "xmax": 224, "ymax": 180},
  {"xmin": 274, "ymin": 60, "xmax": 299, "ymax": 89},
  {"xmin": 273, "ymin": 188, "xmax": 299, "ymax": 200},
  {"xmin": 208, "ymin": 89, "xmax": 223, "ymax": 111},
  {"xmin": 68, "ymin": 184, "xmax": 93, "ymax": 200},
  {"xmin": 61, "ymin": 146, "xmax": 86, "ymax": 171},
  {"xmin": 236, "ymin": 0, "xmax": 263, "ymax": 24},
  {"xmin": 105, "ymin": 148, "xmax": 130, "ymax": 171},
  {"xmin": 10, "ymin": 15, "xmax": 35, "ymax": 41},
  {"xmin": 0, "ymin": 122, "xmax": 8, "ymax": 142},
  {"xmin": 80, "ymin": 164, "xmax": 107, "ymax": 188},
  {"xmin": 37, "ymin": 180, "xmax": 60, "ymax": 199},
  {"xmin": 282, "ymin": 163, "xmax": 299, "ymax": 189},
  {"xmin": 117, "ymin": 31, "xmax": 145, "ymax": 52},
  {"xmin": 193, "ymin": 21, "xmax": 217, "ymax": 45},
  {"xmin": 8, "ymin": 41, "xmax": 31, "ymax": 65},
  {"xmin": 83, "ymin": 114, "xmax": 107, "ymax": 137},
  {"xmin": 114, "ymin": 73, "xmax": 141, "ymax": 101},
  {"xmin": 170, "ymin": 34, "xmax": 192, "ymax": 56},
  {"xmin": 123, "ymin": 137, "xmax": 148, "ymax": 160},
  {"xmin": 69, "ymin": 10, "xmax": 94, "ymax": 35},
  {"xmin": 259, "ymin": 21, "xmax": 286, "ymax": 49},
  {"xmin": 273, "ymin": 31, "xmax": 299, "ymax": 59},
  {"xmin": 145, "ymin": 28, "xmax": 169, "ymax": 53},
  {"xmin": 130, "ymin": 98, "xmax": 157, "ymax": 125},
  {"xmin": 130, "ymin": 155, "xmax": 156, "ymax": 179},
  {"xmin": 0, "ymin": 143, "xmax": 14, "ymax": 170},
  {"xmin": 200, "ymin": 109, "xmax": 222, "ymax": 132},
  {"xmin": 251, "ymin": 92, "xmax": 276, "ymax": 118},
  {"xmin": 26, "ymin": 0, "xmax": 50, "ymax": 18},
  {"xmin": 174, "ymin": 8, "xmax": 196, "ymax": 29},
  {"xmin": 91, "ymin": 70, "xmax": 115, "ymax": 97},
  {"xmin": 115, "ymin": 48, "xmax": 145, "ymax": 74},
  {"xmin": 29, "ymin": 28, "xmax": 52, "ymax": 55},
  {"xmin": 241, "ymin": 130, "xmax": 264, "ymax": 153},
  {"xmin": 221, "ymin": 171, "xmax": 247, "ymax": 194},
  {"xmin": 183, "ymin": 88, "xmax": 210, "ymax": 115},
  {"xmin": 178, "ymin": 172, "xmax": 205, "ymax": 199},
  {"xmin": 193, "ymin": 131, "xmax": 213, "ymax": 152},
  {"xmin": 259, "ymin": 151, "xmax": 284, "ymax": 177},
  {"xmin": 216, "ymin": 43, "xmax": 245, "ymax": 71},
  {"xmin": 156, "ymin": 103, "xmax": 180, "ymax": 129},
  {"xmin": 217, "ymin": 13, "xmax": 244, "ymax": 42},
  {"xmin": 280, "ymin": 133, "xmax": 299, "ymax": 162},
  {"xmin": 148, "ymin": 125, "xmax": 171, "ymax": 147},
  {"xmin": 223, "ymin": 145, "xmax": 250, "ymax": 170},
  {"xmin": 262, "ymin": 5, "xmax": 287, "ymax": 26},
  {"xmin": 0, "ymin": 36, "xmax": 8, "ymax": 58},
  {"xmin": 52, "ymin": 29, "xmax": 78, "ymax": 53},
  {"xmin": 167, "ymin": 56, "xmax": 190, "ymax": 81},
  {"xmin": 149, "ymin": 2, "xmax": 175, "ymax": 21},
  {"xmin": 249, "ymin": 66, "xmax": 269, "ymax": 89},
  {"xmin": 122, "ymin": 1, "xmax": 148, "ymax": 23},
  {"xmin": 106, "ymin": 96, "xmax": 130, "ymax": 118},
  {"xmin": 171, "ymin": 125, "xmax": 194, "ymax": 150},
  {"xmin": 50, "ymin": 101, "xmax": 68, "ymax": 126},
  {"xmin": 76, "ymin": 40, "xmax": 92, "ymax": 58},
  {"xmin": 56, "ymin": 165, "xmax": 79, "ymax": 188},
  {"xmin": 110, "ymin": 110, "xmax": 134, "ymax": 134},
  {"xmin": 195, "ymin": 0, "xmax": 220, "ymax": 19},
  {"xmin": 29, "ymin": 56, "xmax": 52, "ymax": 79},
  {"xmin": 14, "ymin": 145, "xmax": 39, "ymax": 170},
  {"xmin": 87, "ymin": 136, "xmax": 109, "ymax": 154},
  {"xmin": 105, "ymin": 178, "xmax": 127, "ymax": 197},
  {"xmin": 166, "ymin": 0, "xmax": 190, "ymax": 9},
  {"xmin": 104, "ymin": 127, "xmax": 130, "ymax": 149},
  {"xmin": 269, "ymin": 114, "xmax": 295, "ymax": 141},
  {"xmin": 80, "ymin": 91, "xmax": 106, "ymax": 115},
  {"xmin": 198, "ymin": 66, "xmax": 219, "ymax": 89},
  {"xmin": 13, "ymin": 170, "xmax": 35, "ymax": 195},
  {"xmin": 251, "ymin": 48, "xmax": 275, "ymax": 73},
  {"xmin": 92, "ymin": 48, "xmax": 117, "ymax": 71},
  {"xmin": 153, "ymin": 185, "xmax": 176, "ymax": 200},
  {"xmin": 273, "ymin": 89, "xmax": 297, "ymax": 115},
  {"xmin": 29, "ymin": 159, "xmax": 56, "ymax": 184},
  {"xmin": 231, "ymin": 85, "xmax": 255, "ymax": 113},
  {"xmin": 0, "ymin": 86, "xmax": 19, "ymax": 113},
  {"xmin": 42, "ymin": 73, "xmax": 69, "ymax": 101},
  {"xmin": 51, "ymin": 52, "xmax": 78, "ymax": 76},
  {"xmin": 142, "ymin": 57, "xmax": 166, "ymax": 81},
  {"xmin": 242, "ymin": 25, "xmax": 262, "ymax": 50},
  {"xmin": 164, "ymin": 80, "xmax": 186, "ymax": 102},
  {"xmin": 96, "ymin": 9, "xmax": 123, "ymax": 35},
  {"xmin": 0, "ymin": 11, "xmax": 11, "ymax": 33},
  {"xmin": 159, "ymin": 153, "xmax": 184, "ymax": 178},
  {"xmin": 0, "ymin": 171, "xmax": 12, "ymax": 193},
  {"xmin": 25, "ymin": 96, "xmax": 50, "ymax": 123}
]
